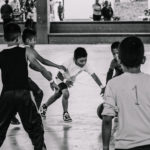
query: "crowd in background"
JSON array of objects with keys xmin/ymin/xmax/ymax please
[
  {"xmin": 49, "ymin": 0, "xmax": 64, "ymax": 21},
  {"xmin": 0, "ymin": 0, "xmax": 64, "ymax": 23},
  {"xmin": 0, "ymin": 0, "xmax": 117, "ymax": 28},
  {"xmin": 0, "ymin": 0, "xmax": 37, "ymax": 30},
  {"xmin": 92, "ymin": 0, "xmax": 114, "ymax": 21},
  {"xmin": 0, "ymin": 0, "xmax": 37, "ymax": 21}
]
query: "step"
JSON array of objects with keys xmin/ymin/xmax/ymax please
[
  {"xmin": 50, "ymin": 21, "xmax": 150, "ymax": 33},
  {"xmin": 48, "ymin": 32, "xmax": 150, "ymax": 44}
]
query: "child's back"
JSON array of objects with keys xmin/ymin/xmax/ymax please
[
  {"xmin": 106, "ymin": 72, "xmax": 150, "ymax": 148},
  {"xmin": 102, "ymin": 36, "xmax": 150, "ymax": 150}
]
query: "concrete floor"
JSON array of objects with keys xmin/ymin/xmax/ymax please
[{"xmin": 1, "ymin": 44, "xmax": 150, "ymax": 150}]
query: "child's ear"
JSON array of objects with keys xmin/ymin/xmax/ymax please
[
  {"xmin": 142, "ymin": 56, "xmax": 146, "ymax": 64},
  {"xmin": 15, "ymin": 36, "xmax": 21, "ymax": 44},
  {"xmin": 26, "ymin": 38, "xmax": 30, "ymax": 44}
]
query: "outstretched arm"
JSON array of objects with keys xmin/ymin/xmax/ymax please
[
  {"xmin": 91, "ymin": 73, "xmax": 105, "ymax": 95},
  {"xmin": 31, "ymin": 48, "xmax": 67, "ymax": 71},
  {"xmin": 91, "ymin": 73, "xmax": 104, "ymax": 88},
  {"xmin": 26, "ymin": 47, "xmax": 52, "ymax": 81},
  {"xmin": 106, "ymin": 60, "xmax": 115, "ymax": 84},
  {"xmin": 106, "ymin": 68, "xmax": 113, "ymax": 84}
]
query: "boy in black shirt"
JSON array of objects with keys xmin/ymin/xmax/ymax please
[
  {"xmin": 0, "ymin": 23, "xmax": 57, "ymax": 150},
  {"xmin": 11, "ymin": 28, "xmax": 66, "ymax": 125}
]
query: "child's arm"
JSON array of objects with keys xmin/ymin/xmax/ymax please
[
  {"xmin": 26, "ymin": 47, "xmax": 59, "ymax": 90},
  {"xmin": 29, "ymin": 62, "xmax": 42, "ymax": 72},
  {"xmin": 91, "ymin": 73, "xmax": 104, "ymax": 88},
  {"xmin": 102, "ymin": 115, "xmax": 113, "ymax": 150},
  {"xmin": 27, "ymin": 50, "xmax": 52, "ymax": 81},
  {"xmin": 31, "ymin": 48, "xmax": 67, "ymax": 72},
  {"xmin": 106, "ymin": 68, "xmax": 113, "ymax": 84},
  {"xmin": 106, "ymin": 60, "xmax": 115, "ymax": 84},
  {"xmin": 91, "ymin": 73, "xmax": 105, "ymax": 95},
  {"xmin": 57, "ymin": 71, "xmax": 73, "ymax": 87}
]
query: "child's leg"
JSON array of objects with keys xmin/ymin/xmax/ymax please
[
  {"xmin": 17, "ymin": 90, "xmax": 46, "ymax": 150},
  {"xmin": 62, "ymin": 89, "xmax": 70, "ymax": 113},
  {"xmin": 0, "ymin": 91, "xmax": 17, "ymax": 147},
  {"xmin": 40, "ymin": 91, "xmax": 62, "ymax": 118},
  {"xmin": 43, "ymin": 82, "xmax": 67, "ymax": 110},
  {"xmin": 28, "ymin": 77, "xmax": 43, "ymax": 109},
  {"xmin": 61, "ymin": 89, "xmax": 72, "ymax": 122},
  {"xmin": 44, "ymin": 90, "xmax": 62, "ymax": 107}
]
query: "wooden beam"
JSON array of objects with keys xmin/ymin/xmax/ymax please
[{"xmin": 36, "ymin": 0, "xmax": 49, "ymax": 44}]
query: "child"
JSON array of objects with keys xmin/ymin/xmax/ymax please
[
  {"xmin": 0, "ymin": 22, "xmax": 55, "ymax": 149},
  {"xmin": 106, "ymin": 41, "xmax": 123, "ymax": 84},
  {"xmin": 92, "ymin": 0, "xmax": 101, "ymax": 21},
  {"xmin": 11, "ymin": 28, "xmax": 67, "ymax": 125},
  {"xmin": 22, "ymin": 28, "xmax": 66, "ymax": 108},
  {"xmin": 40, "ymin": 47, "xmax": 105, "ymax": 122},
  {"xmin": 97, "ymin": 41, "xmax": 123, "ymax": 135},
  {"xmin": 98, "ymin": 41, "xmax": 123, "ymax": 110},
  {"xmin": 102, "ymin": 36, "xmax": 150, "ymax": 150}
]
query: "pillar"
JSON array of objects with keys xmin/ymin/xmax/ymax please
[{"xmin": 36, "ymin": 0, "xmax": 49, "ymax": 44}]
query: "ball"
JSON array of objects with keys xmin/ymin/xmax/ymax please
[{"xmin": 97, "ymin": 103, "xmax": 104, "ymax": 119}]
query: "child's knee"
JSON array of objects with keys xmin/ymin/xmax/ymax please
[{"xmin": 62, "ymin": 89, "xmax": 69, "ymax": 99}]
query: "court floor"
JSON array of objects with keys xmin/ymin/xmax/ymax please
[{"xmin": 1, "ymin": 44, "xmax": 150, "ymax": 150}]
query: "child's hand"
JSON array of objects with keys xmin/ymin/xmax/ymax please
[
  {"xmin": 65, "ymin": 80, "xmax": 73, "ymax": 87},
  {"xmin": 50, "ymin": 81, "xmax": 59, "ymax": 91},
  {"xmin": 70, "ymin": 76, "xmax": 76, "ymax": 82},
  {"xmin": 59, "ymin": 65, "xmax": 67, "ymax": 72},
  {"xmin": 100, "ymin": 87, "xmax": 105, "ymax": 96}
]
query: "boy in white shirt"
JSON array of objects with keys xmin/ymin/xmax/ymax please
[
  {"xmin": 102, "ymin": 36, "xmax": 150, "ymax": 150},
  {"xmin": 40, "ymin": 47, "xmax": 105, "ymax": 122}
]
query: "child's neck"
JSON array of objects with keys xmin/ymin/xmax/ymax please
[
  {"xmin": 7, "ymin": 42, "xmax": 19, "ymax": 47},
  {"xmin": 124, "ymin": 66, "xmax": 141, "ymax": 74}
]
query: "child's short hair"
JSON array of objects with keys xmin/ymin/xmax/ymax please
[
  {"xmin": 22, "ymin": 28, "xmax": 36, "ymax": 44},
  {"xmin": 74, "ymin": 47, "xmax": 87, "ymax": 60},
  {"xmin": 111, "ymin": 41, "xmax": 120, "ymax": 52},
  {"xmin": 119, "ymin": 36, "xmax": 144, "ymax": 68},
  {"xmin": 4, "ymin": 23, "xmax": 21, "ymax": 42}
]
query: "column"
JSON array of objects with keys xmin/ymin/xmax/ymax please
[{"xmin": 36, "ymin": 0, "xmax": 49, "ymax": 44}]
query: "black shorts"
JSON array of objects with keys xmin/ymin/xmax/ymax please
[
  {"xmin": 58, "ymin": 82, "xmax": 68, "ymax": 92},
  {"xmin": 93, "ymin": 14, "xmax": 101, "ymax": 21}
]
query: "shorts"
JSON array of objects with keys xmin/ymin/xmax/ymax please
[
  {"xmin": 58, "ymin": 82, "xmax": 68, "ymax": 92},
  {"xmin": 93, "ymin": 14, "xmax": 101, "ymax": 21}
]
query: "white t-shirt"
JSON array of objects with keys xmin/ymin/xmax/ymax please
[
  {"xmin": 102, "ymin": 72, "xmax": 150, "ymax": 149},
  {"xmin": 27, "ymin": 7, "xmax": 37, "ymax": 22},
  {"xmin": 92, "ymin": 3, "xmax": 101, "ymax": 16},
  {"xmin": 10, "ymin": 1, "xmax": 20, "ymax": 11},
  {"xmin": 56, "ymin": 58, "xmax": 94, "ymax": 84}
]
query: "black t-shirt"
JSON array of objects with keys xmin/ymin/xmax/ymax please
[
  {"xmin": 106, "ymin": 59, "xmax": 123, "ymax": 84},
  {"xmin": 58, "ymin": 5, "xmax": 63, "ymax": 13},
  {"xmin": 1, "ymin": 4, "xmax": 13, "ymax": 19},
  {"xmin": 0, "ymin": 46, "xmax": 29, "ymax": 90},
  {"xmin": 101, "ymin": 7, "xmax": 113, "ymax": 20}
]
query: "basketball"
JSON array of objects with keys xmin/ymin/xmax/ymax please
[{"xmin": 97, "ymin": 103, "xmax": 104, "ymax": 119}]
